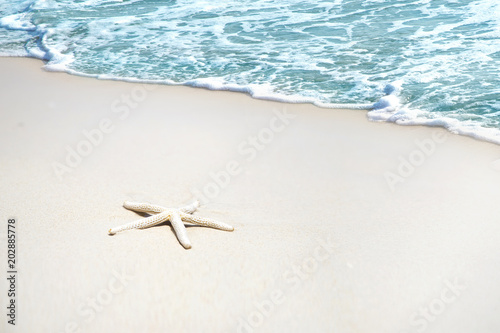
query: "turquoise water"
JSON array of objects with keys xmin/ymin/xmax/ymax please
[{"xmin": 1, "ymin": 0, "xmax": 499, "ymax": 143}]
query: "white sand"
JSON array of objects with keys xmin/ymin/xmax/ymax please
[{"xmin": 1, "ymin": 57, "xmax": 500, "ymax": 333}]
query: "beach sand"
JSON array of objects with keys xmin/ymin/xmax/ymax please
[{"xmin": 1, "ymin": 57, "xmax": 500, "ymax": 333}]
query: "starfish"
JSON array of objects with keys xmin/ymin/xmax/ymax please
[{"xmin": 108, "ymin": 200, "xmax": 234, "ymax": 249}]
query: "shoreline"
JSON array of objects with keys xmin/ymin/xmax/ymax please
[
  {"xmin": 2, "ymin": 57, "xmax": 500, "ymax": 332},
  {"xmin": 4, "ymin": 55, "xmax": 500, "ymax": 147}
]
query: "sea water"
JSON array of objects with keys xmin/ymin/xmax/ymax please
[{"xmin": 1, "ymin": 0, "xmax": 499, "ymax": 143}]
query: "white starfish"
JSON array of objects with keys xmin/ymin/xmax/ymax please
[{"xmin": 108, "ymin": 200, "xmax": 234, "ymax": 249}]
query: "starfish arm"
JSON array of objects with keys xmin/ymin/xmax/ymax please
[
  {"xmin": 180, "ymin": 212, "xmax": 234, "ymax": 231},
  {"xmin": 179, "ymin": 200, "xmax": 199, "ymax": 214},
  {"xmin": 123, "ymin": 201, "xmax": 167, "ymax": 214},
  {"xmin": 170, "ymin": 212, "xmax": 192, "ymax": 249},
  {"xmin": 109, "ymin": 211, "xmax": 170, "ymax": 235}
]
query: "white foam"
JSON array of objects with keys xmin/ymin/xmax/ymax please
[
  {"xmin": 371, "ymin": 81, "xmax": 403, "ymax": 113},
  {"xmin": 181, "ymin": 77, "xmax": 373, "ymax": 110},
  {"xmin": 0, "ymin": 13, "xmax": 35, "ymax": 31},
  {"xmin": 369, "ymin": 106, "xmax": 500, "ymax": 145}
]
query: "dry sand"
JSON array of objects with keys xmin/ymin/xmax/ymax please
[{"xmin": 1, "ymin": 57, "xmax": 500, "ymax": 333}]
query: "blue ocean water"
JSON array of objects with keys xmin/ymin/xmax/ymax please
[{"xmin": 1, "ymin": 0, "xmax": 499, "ymax": 143}]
